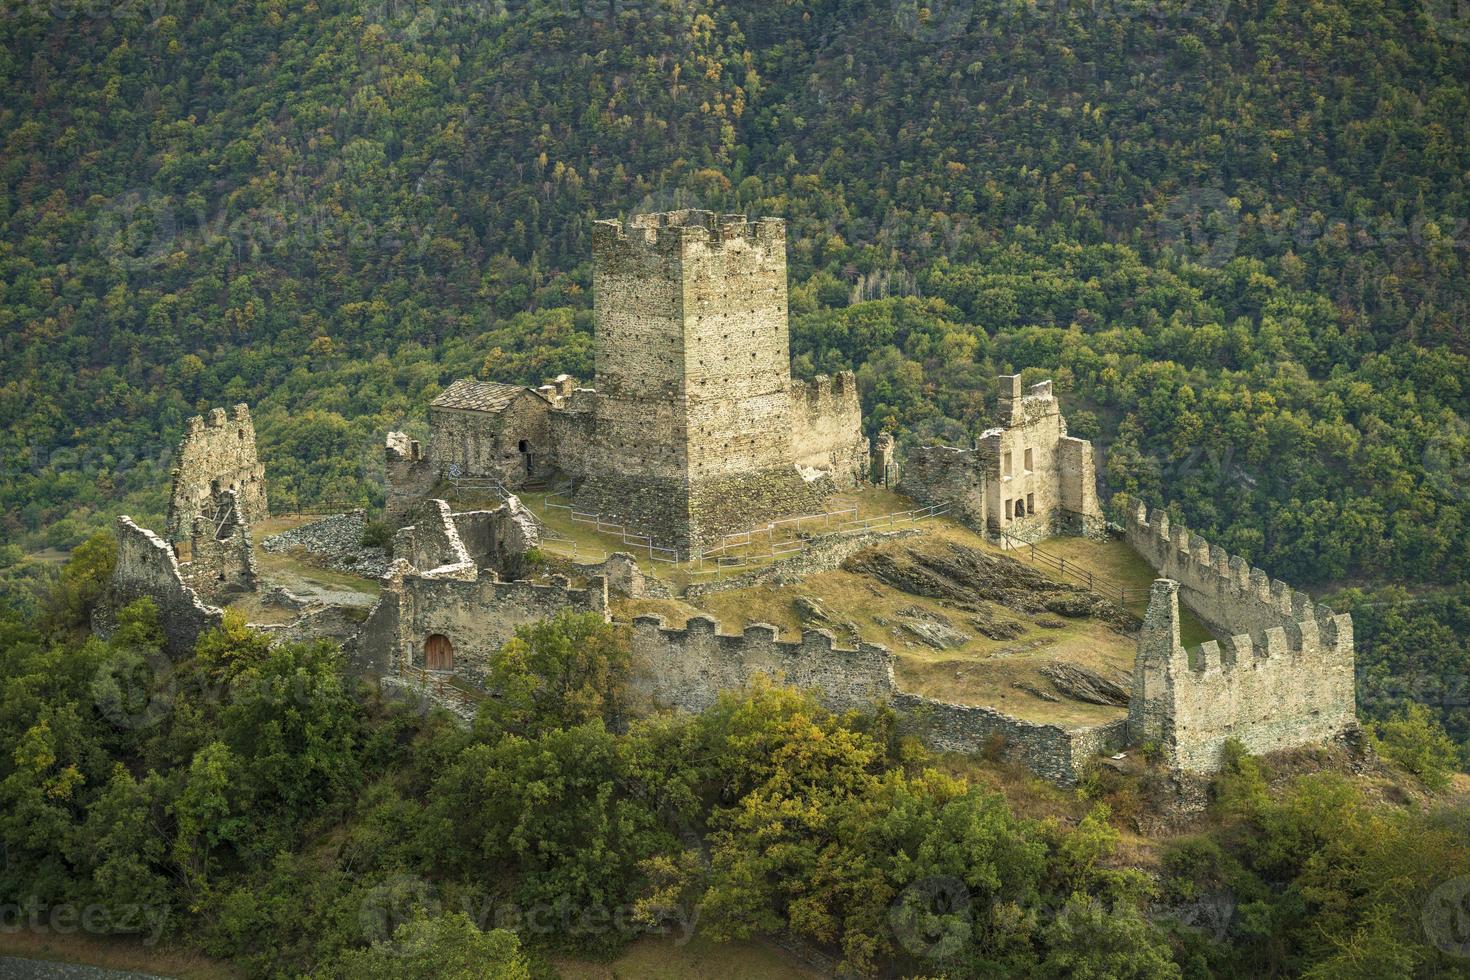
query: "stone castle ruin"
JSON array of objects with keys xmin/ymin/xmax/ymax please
[
  {"xmin": 166, "ymin": 404, "xmax": 268, "ymax": 540},
  {"xmin": 1125, "ymin": 503, "xmax": 1357, "ymax": 772},
  {"xmin": 387, "ymin": 210, "xmax": 869, "ymax": 552},
  {"xmin": 899, "ymin": 376, "xmax": 1104, "ymax": 542},
  {"xmin": 96, "ymin": 216, "xmax": 1357, "ymax": 790}
]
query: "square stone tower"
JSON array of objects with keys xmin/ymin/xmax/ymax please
[{"xmin": 576, "ymin": 210, "xmax": 828, "ymax": 551}]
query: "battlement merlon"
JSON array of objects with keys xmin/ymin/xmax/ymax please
[
  {"xmin": 1124, "ymin": 499, "xmax": 1353, "ymax": 647},
  {"xmin": 591, "ymin": 211, "xmax": 785, "ymax": 257},
  {"xmin": 793, "ymin": 371, "xmax": 859, "ymax": 402},
  {"xmin": 631, "ymin": 613, "xmax": 894, "ymax": 664},
  {"xmin": 1131, "ymin": 574, "xmax": 1357, "ymax": 771}
]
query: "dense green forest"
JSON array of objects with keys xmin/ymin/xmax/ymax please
[
  {"xmin": 5, "ymin": 2, "xmax": 1470, "ymax": 974},
  {"xmin": 3, "ymin": 550, "xmax": 1468, "ymax": 977},
  {"xmin": 4, "ymin": 0, "xmax": 1468, "ymax": 752}
]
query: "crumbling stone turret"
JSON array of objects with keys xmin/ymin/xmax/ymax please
[{"xmin": 166, "ymin": 404, "xmax": 268, "ymax": 541}]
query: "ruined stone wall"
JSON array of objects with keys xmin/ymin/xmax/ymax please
[
  {"xmin": 1128, "ymin": 579, "xmax": 1356, "ymax": 773},
  {"xmin": 684, "ymin": 528, "xmax": 924, "ymax": 598},
  {"xmin": 630, "ymin": 613, "xmax": 1120, "ymax": 783},
  {"xmin": 632, "ymin": 614, "xmax": 894, "ymax": 716},
  {"xmin": 379, "ymin": 571, "xmax": 609, "ymax": 686},
  {"xmin": 977, "ymin": 377, "xmax": 1066, "ymax": 540},
  {"xmin": 1124, "ymin": 501, "xmax": 1323, "ymax": 640},
  {"xmin": 449, "ymin": 499, "xmax": 540, "ymax": 578},
  {"xmin": 181, "ymin": 492, "xmax": 258, "ymax": 603},
  {"xmin": 872, "ymin": 433, "xmax": 898, "ymax": 489},
  {"xmin": 166, "ymin": 404, "xmax": 268, "ymax": 540},
  {"xmin": 1058, "ymin": 436, "xmax": 1106, "ymax": 537},
  {"xmin": 892, "ymin": 693, "xmax": 1128, "ymax": 785},
  {"xmin": 385, "ymin": 433, "xmax": 438, "ymax": 530},
  {"xmin": 899, "ymin": 378, "xmax": 1102, "ymax": 543},
  {"xmin": 898, "ymin": 445, "xmax": 990, "ymax": 527},
  {"xmin": 97, "ymin": 517, "xmax": 224, "ymax": 658},
  {"xmin": 789, "ymin": 372, "xmax": 869, "ymax": 486},
  {"xmin": 393, "ymin": 499, "xmax": 476, "ymax": 580}
]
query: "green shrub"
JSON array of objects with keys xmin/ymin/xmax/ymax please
[{"xmin": 1370, "ymin": 702, "xmax": 1462, "ymax": 791}]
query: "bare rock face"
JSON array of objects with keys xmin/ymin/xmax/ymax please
[
  {"xmin": 1041, "ymin": 661, "xmax": 1132, "ymax": 707},
  {"xmin": 1013, "ymin": 681, "xmax": 1062, "ymax": 703},
  {"xmin": 844, "ymin": 542, "xmax": 1137, "ymax": 633},
  {"xmin": 896, "ymin": 607, "xmax": 972, "ymax": 649},
  {"xmin": 794, "ymin": 595, "xmax": 834, "ymax": 624}
]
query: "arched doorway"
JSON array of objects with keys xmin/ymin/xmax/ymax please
[
  {"xmin": 425, "ymin": 633, "xmax": 453, "ymax": 671},
  {"xmin": 517, "ymin": 438, "xmax": 533, "ymax": 477}
]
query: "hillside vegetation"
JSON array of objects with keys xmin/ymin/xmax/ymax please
[{"xmin": 1, "ymin": 3, "xmax": 1468, "ymax": 748}]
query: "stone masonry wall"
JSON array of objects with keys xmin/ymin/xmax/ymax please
[
  {"xmin": 899, "ymin": 377, "xmax": 1102, "ymax": 543},
  {"xmin": 977, "ymin": 377, "xmax": 1064, "ymax": 539},
  {"xmin": 97, "ymin": 517, "xmax": 224, "ymax": 659},
  {"xmin": 790, "ymin": 372, "xmax": 869, "ymax": 486},
  {"xmin": 1128, "ymin": 579, "xmax": 1356, "ymax": 773},
  {"xmin": 631, "ymin": 613, "xmax": 1119, "ymax": 783},
  {"xmin": 379, "ymin": 571, "xmax": 610, "ymax": 686},
  {"xmin": 892, "ymin": 693, "xmax": 1129, "ymax": 785},
  {"xmin": 385, "ymin": 433, "xmax": 438, "ymax": 530},
  {"xmin": 1124, "ymin": 500, "xmax": 1328, "ymax": 640},
  {"xmin": 428, "ymin": 392, "xmax": 553, "ymax": 485},
  {"xmin": 181, "ymin": 491, "xmax": 258, "ymax": 603},
  {"xmin": 166, "ymin": 404, "xmax": 268, "ymax": 540},
  {"xmin": 576, "ymin": 211, "xmax": 842, "ymax": 552},
  {"xmin": 393, "ymin": 499, "xmax": 476, "ymax": 580},
  {"xmin": 632, "ymin": 614, "xmax": 895, "ymax": 715},
  {"xmin": 898, "ymin": 445, "xmax": 991, "ymax": 527}
]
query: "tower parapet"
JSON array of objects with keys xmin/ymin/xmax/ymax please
[{"xmin": 1128, "ymin": 577, "xmax": 1356, "ymax": 772}]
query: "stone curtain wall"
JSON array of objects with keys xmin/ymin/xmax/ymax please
[
  {"xmin": 632, "ymin": 614, "xmax": 894, "ymax": 715},
  {"xmin": 892, "ymin": 693, "xmax": 1129, "ymax": 785},
  {"xmin": 1124, "ymin": 501, "xmax": 1337, "ymax": 640},
  {"xmin": 790, "ymin": 372, "xmax": 870, "ymax": 485},
  {"xmin": 97, "ymin": 517, "xmax": 224, "ymax": 658},
  {"xmin": 166, "ymin": 404, "xmax": 268, "ymax": 540},
  {"xmin": 376, "ymin": 571, "xmax": 610, "ymax": 686},
  {"xmin": 1127, "ymin": 578, "xmax": 1357, "ymax": 773},
  {"xmin": 898, "ymin": 445, "xmax": 991, "ymax": 527},
  {"xmin": 631, "ymin": 613, "xmax": 1120, "ymax": 784}
]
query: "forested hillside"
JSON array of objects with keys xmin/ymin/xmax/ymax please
[{"xmin": 2, "ymin": 1, "xmax": 1469, "ymax": 738}]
